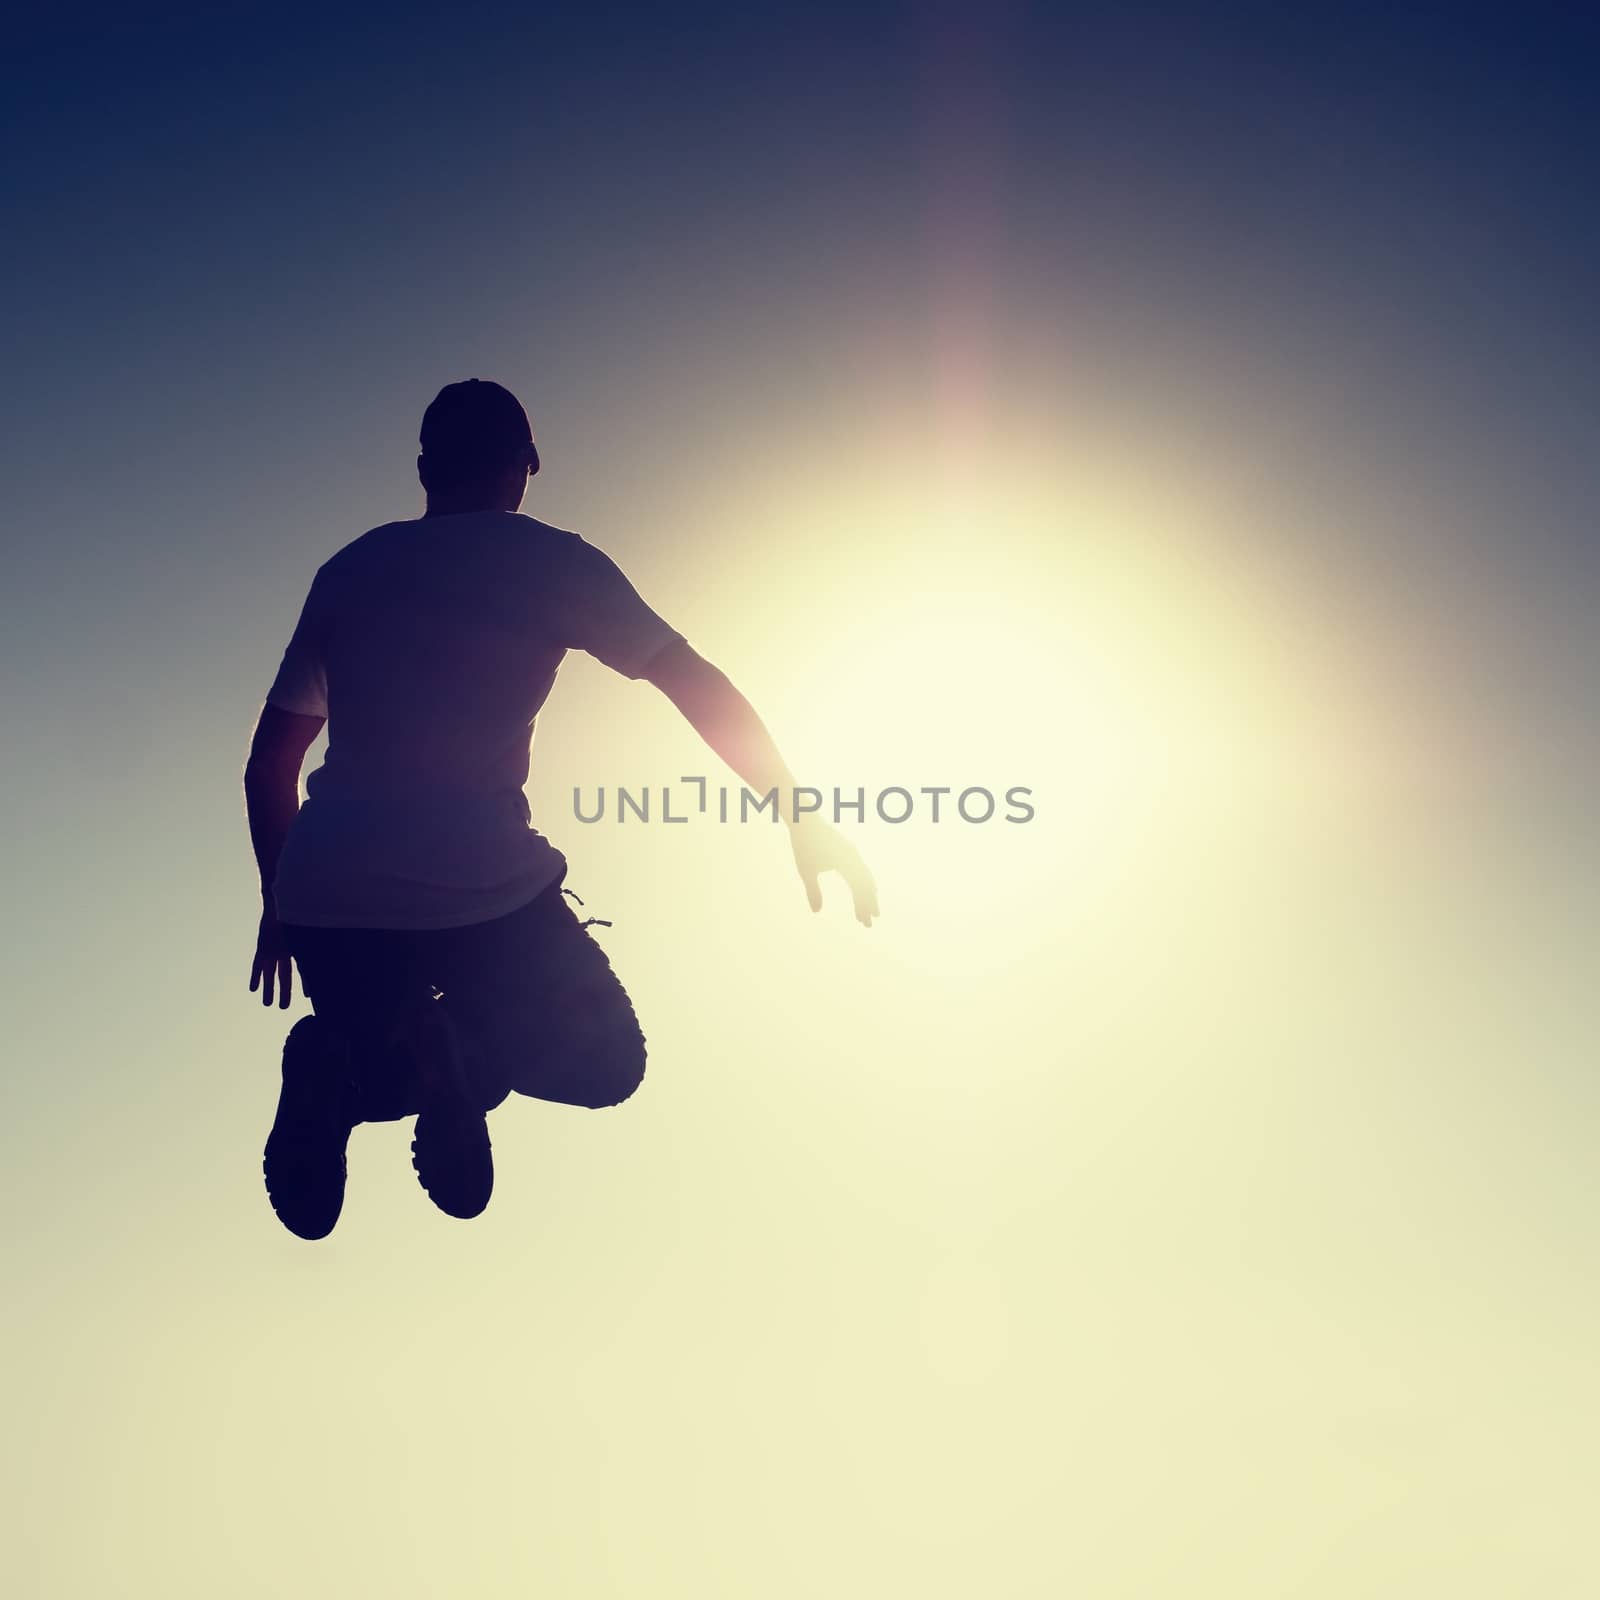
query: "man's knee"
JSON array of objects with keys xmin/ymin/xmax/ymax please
[
  {"xmin": 537, "ymin": 1006, "xmax": 646, "ymax": 1108},
  {"xmin": 567, "ymin": 1030, "xmax": 646, "ymax": 1108},
  {"xmin": 498, "ymin": 970, "xmax": 648, "ymax": 1108}
]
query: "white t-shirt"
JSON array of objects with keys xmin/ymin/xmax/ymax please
[{"xmin": 264, "ymin": 511, "xmax": 683, "ymax": 930}]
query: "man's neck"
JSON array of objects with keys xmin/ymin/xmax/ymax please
[{"xmin": 422, "ymin": 497, "xmax": 511, "ymax": 519}]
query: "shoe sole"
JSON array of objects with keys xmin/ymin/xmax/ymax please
[
  {"xmin": 264, "ymin": 1017, "xmax": 354, "ymax": 1241},
  {"xmin": 408, "ymin": 999, "xmax": 494, "ymax": 1220}
]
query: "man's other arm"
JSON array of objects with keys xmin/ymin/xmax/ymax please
[
  {"xmin": 641, "ymin": 638, "xmax": 878, "ymax": 926},
  {"xmin": 244, "ymin": 703, "xmax": 325, "ymax": 1006}
]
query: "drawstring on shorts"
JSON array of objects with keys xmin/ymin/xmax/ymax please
[{"xmin": 562, "ymin": 886, "xmax": 613, "ymax": 931}]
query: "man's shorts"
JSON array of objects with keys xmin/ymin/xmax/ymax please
[{"xmin": 284, "ymin": 877, "xmax": 646, "ymax": 1122}]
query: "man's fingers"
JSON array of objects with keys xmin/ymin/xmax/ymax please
[
  {"xmin": 852, "ymin": 882, "xmax": 877, "ymax": 926},
  {"xmin": 794, "ymin": 830, "xmax": 875, "ymax": 922},
  {"xmin": 847, "ymin": 862, "xmax": 878, "ymax": 926},
  {"xmin": 277, "ymin": 953, "xmax": 293, "ymax": 1009}
]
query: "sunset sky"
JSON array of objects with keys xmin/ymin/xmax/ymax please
[{"xmin": 4, "ymin": 4, "xmax": 1597, "ymax": 1596}]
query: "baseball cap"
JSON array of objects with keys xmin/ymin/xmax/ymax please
[{"xmin": 419, "ymin": 379, "xmax": 536, "ymax": 479}]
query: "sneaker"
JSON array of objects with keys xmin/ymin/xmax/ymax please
[
  {"xmin": 263, "ymin": 1016, "xmax": 357, "ymax": 1240},
  {"xmin": 409, "ymin": 999, "xmax": 494, "ymax": 1220}
]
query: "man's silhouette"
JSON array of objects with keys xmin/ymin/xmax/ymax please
[{"xmin": 244, "ymin": 380, "xmax": 876, "ymax": 1239}]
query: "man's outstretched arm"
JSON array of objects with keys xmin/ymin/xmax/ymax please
[
  {"xmin": 244, "ymin": 703, "xmax": 325, "ymax": 1006},
  {"xmin": 641, "ymin": 638, "xmax": 878, "ymax": 926}
]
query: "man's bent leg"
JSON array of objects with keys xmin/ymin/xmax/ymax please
[
  {"xmin": 409, "ymin": 995, "xmax": 495, "ymax": 1219},
  {"xmin": 437, "ymin": 887, "xmax": 648, "ymax": 1112},
  {"xmin": 262, "ymin": 1015, "xmax": 358, "ymax": 1240},
  {"xmin": 284, "ymin": 923, "xmax": 432, "ymax": 1123}
]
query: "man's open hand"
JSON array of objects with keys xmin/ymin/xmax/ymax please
[
  {"xmin": 788, "ymin": 818, "xmax": 878, "ymax": 927},
  {"xmin": 249, "ymin": 903, "xmax": 296, "ymax": 1008}
]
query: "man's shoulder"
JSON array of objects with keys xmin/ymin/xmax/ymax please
[
  {"xmin": 513, "ymin": 513, "xmax": 584, "ymax": 550},
  {"xmin": 511, "ymin": 516, "xmax": 621, "ymax": 583},
  {"xmin": 316, "ymin": 519, "xmax": 415, "ymax": 574}
]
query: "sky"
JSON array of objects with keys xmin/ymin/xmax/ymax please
[{"xmin": 3, "ymin": 3, "xmax": 1598, "ymax": 1596}]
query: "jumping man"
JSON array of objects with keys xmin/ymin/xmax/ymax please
[{"xmin": 244, "ymin": 380, "xmax": 877, "ymax": 1239}]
